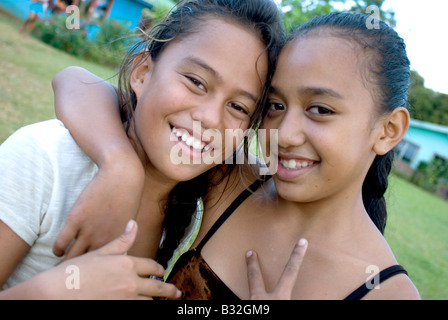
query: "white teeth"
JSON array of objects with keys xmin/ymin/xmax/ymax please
[
  {"xmin": 186, "ymin": 136, "xmax": 194, "ymax": 146},
  {"xmin": 289, "ymin": 159, "xmax": 296, "ymax": 169},
  {"xmin": 172, "ymin": 126, "xmax": 211, "ymax": 152},
  {"xmin": 193, "ymin": 140, "xmax": 203, "ymax": 150},
  {"xmin": 280, "ymin": 159, "xmax": 314, "ymax": 170}
]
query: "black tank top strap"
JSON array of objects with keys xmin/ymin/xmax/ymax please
[
  {"xmin": 195, "ymin": 176, "xmax": 270, "ymax": 252},
  {"xmin": 344, "ymin": 265, "xmax": 408, "ymax": 300}
]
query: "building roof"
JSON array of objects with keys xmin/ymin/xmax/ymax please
[
  {"xmin": 131, "ymin": 0, "xmax": 154, "ymax": 8},
  {"xmin": 410, "ymin": 119, "xmax": 448, "ymax": 135}
]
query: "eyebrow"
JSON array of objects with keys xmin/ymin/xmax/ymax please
[
  {"xmin": 269, "ymin": 85, "xmax": 344, "ymax": 100},
  {"xmin": 299, "ymin": 87, "xmax": 344, "ymax": 99},
  {"xmin": 182, "ymin": 56, "xmax": 220, "ymax": 79},
  {"xmin": 182, "ymin": 56, "xmax": 259, "ymax": 103}
]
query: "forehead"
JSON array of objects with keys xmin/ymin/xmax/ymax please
[
  {"xmin": 273, "ymin": 34, "xmax": 380, "ymax": 120},
  {"xmin": 285, "ymin": 35, "xmax": 358, "ymax": 77},
  {"xmin": 156, "ymin": 19, "xmax": 268, "ymax": 76},
  {"xmin": 273, "ymin": 35, "xmax": 370, "ymax": 98}
]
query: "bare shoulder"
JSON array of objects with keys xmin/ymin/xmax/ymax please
[
  {"xmin": 363, "ymin": 273, "xmax": 421, "ymax": 300},
  {"xmin": 349, "ymin": 222, "xmax": 421, "ymax": 300}
]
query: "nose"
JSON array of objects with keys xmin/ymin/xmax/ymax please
[
  {"xmin": 191, "ymin": 97, "xmax": 224, "ymax": 130},
  {"xmin": 277, "ymin": 108, "xmax": 306, "ymax": 149}
]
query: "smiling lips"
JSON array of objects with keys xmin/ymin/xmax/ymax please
[
  {"xmin": 172, "ymin": 124, "xmax": 318, "ymax": 168},
  {"xmin": 172, "ymin": 126, "xmax": 213, "ymax": 153},
  {"xmin": 279, "ymin": 158, "xmax": 316, "ymax": 170}
]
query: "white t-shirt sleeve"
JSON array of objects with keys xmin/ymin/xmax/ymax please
[
  {"xmin": 0, "ymin": 120, "xmax": 98, "ymax": 287},
  {"xmin": 0, "ymin": 124, "xmax": 54, "ymax": 246}
]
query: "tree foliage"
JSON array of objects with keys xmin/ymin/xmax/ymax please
[
  {"xmin": 278, "ymin": 0, "xmax": 395, "ymax": 33},
  {"xmin": 412, "ymin": 156, "xmax": 448, "ymax": 199},
  {"xmin": 408, "ymin": 71, "xmax": 448, "ymax": 126}
]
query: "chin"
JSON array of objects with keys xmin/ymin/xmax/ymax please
[
  {"xmin": 273, "ymin": 179, "xmax": 311, "ymax": 202},
  {"xmin": 168, "ymin": 164, "xmax": 212, "ymax": 183}
]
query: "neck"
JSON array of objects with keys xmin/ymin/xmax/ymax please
[
  {"xmin": 276, "ymin": 183, "xmax": 370, "ymax": 242},
  {"xmin": 127, "ymin": 172, "xmax": 176, "ymax": 258}
]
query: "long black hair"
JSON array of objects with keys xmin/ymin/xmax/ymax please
[
  {"xmin": 116, "ymin": 0, "xmax": 285, "ymax": 267},
  {"xmin": 288, "ymin": 12, "xmax": 411, "ymax": 234}
]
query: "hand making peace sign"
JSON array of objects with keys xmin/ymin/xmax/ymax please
[{"xmin": 246, "ymin": 239, "xmax": 308, "ymax": 300}]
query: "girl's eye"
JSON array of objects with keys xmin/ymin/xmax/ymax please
[
  {"xmin": 187, "ymin": 76, "xmax": 206, "ymax": 91},
  {"xmin": 229, "ymin": 102, "xmax": 249, "ymax": 115},
  {"xmin": 268, "ymin": 102, "xmax": 286, "ymax": 112},
  {"xmin": 308, "ymin": 106, "xmax": 334, "ymax": 116}
]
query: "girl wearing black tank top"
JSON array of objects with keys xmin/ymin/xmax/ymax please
[
  {"xmin": 165, "ymin": 12, "xmax": 420, "ymax": 300},
  {"xmin": 241, "ymin": 12, "xmax": 420, "ymax": 299},
  {"xmin": 49, "ymin": 12, "xmax": 421, "ymax": 300}
]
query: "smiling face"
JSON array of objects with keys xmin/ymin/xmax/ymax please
[
  {"xmin": 130, "ymin": 19, "xmax": 268, "ymax": 182},
  {"xmin": 262, "ymin": 34, "xmax": 385, "ymax": 203}
]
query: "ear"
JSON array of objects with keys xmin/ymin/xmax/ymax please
[
  {"xmin": 373, "ymin": 107, "xmax": 410, "ymax": 156},
  {"xmin": 129, "ymin": 53, "xmax": 152, "ymax": 99}
]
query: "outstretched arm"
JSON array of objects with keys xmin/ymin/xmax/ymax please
[{"xmin": 52, "ymin": 67, "xmax": 144, "ymax": 259}]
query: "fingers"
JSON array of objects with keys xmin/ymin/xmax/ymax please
[
  {"xmin": 246, "ymin": 239, "xmax": 308, "ymax": 300},
  {"xmin": 132, "ymin": 256, "xmax": 166, "ymax": 279},
  {"xmin": 119, "ymin": 256, "xmax": 182, "ymax": 299},
  {"xmin": 275, "ymin": 239, "xmax": 308, "ymax": 293},
  {"xmin": 61, "ymin": 236, "xmax": 90, "ymax": 261},
  {"xmin": 98, "ymin": 219, "xmax": 137, "ymax": 256},
  {"xmin": 130, "ymin": 257, "xmax": 181, "ymax": 299},
  {"xmin": 53, "ymin": 216, "xmax": 80, "ymax": 257},
  {"xmin": 246, "ymin": 250, "xmax": 266, "ymax": 299},
  {"xmin": 138, "ymin": 278, "xmax": 182, "ymax": 300}
]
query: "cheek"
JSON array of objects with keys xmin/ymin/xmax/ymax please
[
  {"xmin": 260, "ymin": 116, "xmax": 281, "ymax": 136},
  {"xmin": 223, "ymin": 116, "xmax": 251, "ymax": 146},
  {"xmin": 257, "ymin": 126, "xmax": 278, "ymax": 160},
  {"xmin": 134, "ymin": 103, "xmax": 157, "ymax": 135},
  {"xmin": 133, "ymin": 99, "xmax": 169, "ymax": 149},
  {"xmin": 138, "ymin": 77, "xmax": 189, "ymax": 115},
  {"xmin": 318, "ymin": 125, "xmax": 374, "ymax": 171}
]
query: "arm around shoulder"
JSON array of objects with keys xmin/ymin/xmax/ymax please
[
  {"xmin": 52, "ymin": 66, "xmax": 129, "ymax": 166},
  {"xmin": 51, "ymin": 66, "xmax": 145, "ymax": 258}
]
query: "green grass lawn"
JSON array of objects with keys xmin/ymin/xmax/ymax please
[
  {"xmin": 386, "ymin": 176, "xmax": 448, "ymax": 299},
  {"xmin": 1, "ymin": 12, "xmax": 447, "ymax": 300},
  {"xmin": 0, "ymin": 12, "xmax": 117, "ymax": 143}
]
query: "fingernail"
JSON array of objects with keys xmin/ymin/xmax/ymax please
[
  {"xmin": 298, "ymin": 238, "xmax": 307, "ymax": 246},
  {"xmin": 125, "ymin": 219, "xmax": 135, "ymax": 233},
  {"xmin": 246, "ymin": 250, "xmax": 254, "ymax": 258}
]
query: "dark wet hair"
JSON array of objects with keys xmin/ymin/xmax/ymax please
[
  {"xmin": 116, "ymin": 0, "xmax": 285, "ymax": 267},
  {"xmin": 288, "ymin": 12, "xmax": 411, "ymax": 233}
]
